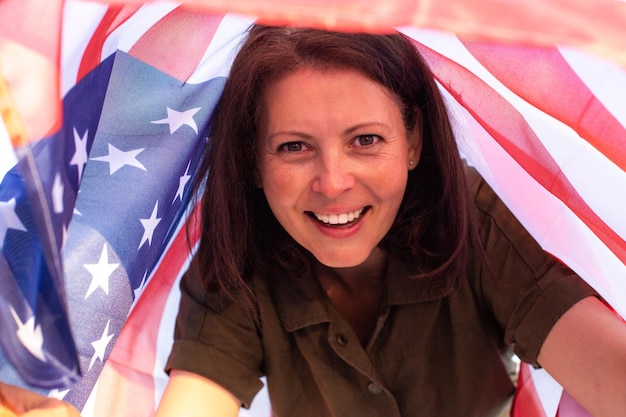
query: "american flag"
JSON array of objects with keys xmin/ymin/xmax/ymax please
[
  {"xmin": 1, "ymin": 1, "xmax": 625, "ymax": 417},
  {"xmin": 0, "ymin": 0, "xmax": 254, "ymax": 411}
]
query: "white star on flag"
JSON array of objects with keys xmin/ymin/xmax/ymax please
[
  {"xmin": 151, "ymin": 106, "xmax": 201, "ymax": 134},
  {"xmin": 139, "ymin": 201, "xmax": 162, "ymax": 249},
  {"xmin": 49, "ymin": 388, "xmax": 70, "ymax": 400},
  {"xmin": 89, "ymin": 320, "xmax": 114, "ymax": 370},
  {"xmin": 173, "ymin": 160, "xmax": 192, "ymax": 203},
  {"xmin": 133, "ymin": 270, "xmax": 148, "ymax": 301},
  {"xmin": 0, "ymin": 197, "xmax": 27, "ymax": 248},
  {"xmin": 69, "ymin": 128, "xmax": 89, "ymax": 181},
  {"xmin": 90, "ymin": 143, "xmax": 147, "ymax": 175},
  {"xmin": 52, "ymin": 172, "xmax": 64, "ymax": 214},
  {"xmin": 9, "ymin": 306, "xmax": 46, "ymax": 362},
  {"xmin": 84, "ymin": 244, "xmax": 119, "ymax": 299}
]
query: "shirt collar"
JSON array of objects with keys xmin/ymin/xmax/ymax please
[
  {"xmin": 268, "ymin": 252, "xmax": 456, "ymax": 332},
  {"xmin": 269, "ymin": 261, "xmax": 331, "ymax": 332}
]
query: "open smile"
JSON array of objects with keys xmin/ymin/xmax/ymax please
[{"xmin": 307, "ymin": 207, "xmax": 370, "ymax": 226}]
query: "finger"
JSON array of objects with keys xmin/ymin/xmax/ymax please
[
  {"xmin": 0, "ymin": 383, "xmax": 79, "ymax": 416},
  {"xmin": 0, "ymin": 409, "xmax": 18, "ymax": 417},
  {"xmin": 0, "ymin": 382, "xmax": 24, "ymax": 414}
]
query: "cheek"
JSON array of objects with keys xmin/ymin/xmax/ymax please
[
  {"xmin": 378, "ymin": 166, "xmax": 409, "ymax": 210},
  {"xmin": 260, "ymin": 164, "xmax": 302, "ymax": 210}
]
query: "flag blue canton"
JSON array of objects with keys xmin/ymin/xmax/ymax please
[{"xmin": 0, "ymin": 49, "xmax": 225, "ymax": 405}]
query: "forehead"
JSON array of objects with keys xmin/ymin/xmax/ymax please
[{"xmin": 258, "ymin": 67, "xmax": 403, "ymax": 120}]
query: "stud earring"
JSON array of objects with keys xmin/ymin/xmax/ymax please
[{"xmin": 409, "ymin": 160, "xmax": 414, "ymax": 166}]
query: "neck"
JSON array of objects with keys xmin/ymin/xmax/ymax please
[
  {"xmin": 314, "ymin": 247, "xmax": 388, "ymax": 346},
  {"xmin": 316, "ymin": 247, "xmax": 388, "ymax": 291}
]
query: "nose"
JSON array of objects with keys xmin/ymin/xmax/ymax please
[{"xmin": 311, "ymin": 150, "xmax": 354, "ymax": 199}]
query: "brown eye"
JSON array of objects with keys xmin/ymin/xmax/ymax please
[{"xmin": 279, "ymin": 142, "xmax": 304, "ymax": 152}]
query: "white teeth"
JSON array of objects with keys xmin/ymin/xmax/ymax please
[{"xmin": 314, "ymin": 209, "xmax": 364, "ymax": 225}]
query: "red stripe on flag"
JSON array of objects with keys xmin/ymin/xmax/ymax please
[
  {"xmin": 461, "ymin": 41, "xmax": 626, "ymax": 172},
  {"xmin": 512, "ymin": 364, "xmax": 549, "ymax": 417},
  {"xmin": 92, "ymin": 205, "xmax": 200, "ymax": 416},
  {"xmin": 77, "ymin": 4, "xmax": 142, "ymax": 82},
  {"xmin": 414, "ymin": 41, "xmax": 626, "ymax": 267},
  {"xmin": 88, "ymin": 0, "xmax": 626, "ymax": 67},
  {"xmin": 128, "ymin": 8, "xmax": 224, "ymax": 82}
]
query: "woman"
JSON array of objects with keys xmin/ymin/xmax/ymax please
[
  {"xmin": 156, "ymin": 25, "xmax": 626, "ymax": 417},
  {"xmin": 3, "ymin": 24, "xmax": 624, "ymax": 417}
]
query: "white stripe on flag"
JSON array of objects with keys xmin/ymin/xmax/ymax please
[
  {"xmin": 61, "ymin": 0, "xmax": 109, "ymax": 96},
  {"xmin": 529, "ymin": 365, "xmax": 563, "ymax": 417},
  {"xmin": 151, "ymin": 252, "xmax": 188, "ymax": 406},
  {"xmin": 0, "ymin": 119, "xmax": 17, "ymax": 180},
  {"xmin": 560, "ymin": 47, "xmax": 626, "ymax": 125}
]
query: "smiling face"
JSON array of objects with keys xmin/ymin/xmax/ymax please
[{"xmin": 256, "ymin": 68, "xmax": 421, "ymax": 268}]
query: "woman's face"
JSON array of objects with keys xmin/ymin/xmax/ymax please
[{"xmin": 256, "ymin": 68, "xmax": 421, "ymax": 268}]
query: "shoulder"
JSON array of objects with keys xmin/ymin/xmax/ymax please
[
  {"xmin": 465, "ymin": 164, "xmax": 516, "ymax": 224},
  {"xmin": 461, "ymin": 165, "xmax": 599, "ymax": 365}
]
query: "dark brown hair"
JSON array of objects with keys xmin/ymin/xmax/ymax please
[{"xmin": 192, "ymin": 24, "xmax": 475, "ymax": 301}]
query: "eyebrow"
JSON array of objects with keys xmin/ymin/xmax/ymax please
[
  {"xmin": 267, "ymin": 122, "xmax": 391, "ymax": 141},
  {"xmin": 343, "ymin": 122, "xmax": 390, "ymax": 135},
  {"xmin": 266, "ymin": 131, "xmax": 313, "ymax": 142}
]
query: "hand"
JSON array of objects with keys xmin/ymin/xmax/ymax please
[{"xmin": 0, "ymin": 382, "xmax": 80, "ymax": 417}]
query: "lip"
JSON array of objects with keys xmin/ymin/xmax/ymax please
[
  {"xmin": 311, "ymin": 208, "xmax": 366, "ymax": 225},
  {"xmin": 306, "ymin": 207, "xmax": 370, "ymax": 238}
]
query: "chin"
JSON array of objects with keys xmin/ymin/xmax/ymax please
[{"xmin": 313, "ymin": 251, "xmax": 369, "ymax": 269}]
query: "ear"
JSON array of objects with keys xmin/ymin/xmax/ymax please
[{"xmin": 406, "ymin": 122, "xmax": 422, "ymax": 171}]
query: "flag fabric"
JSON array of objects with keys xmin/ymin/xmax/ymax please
[
  {"xmin": 0, "ymin": 0, "xmax": 252, "ymax": 407},
  {"xmin": 405, "ymin": 27, "xmax": 626, "ymax": 417},
  {"xmin": 0, "ymin": 0, "xmax": 79, "ymax": 390},
  {"xmin": 90, "ymin": 0, "xmax": 626, "ymax": 68},
  {"xmin": 1, "ymin": 1, "xmax": 625, "ymax": 417}
]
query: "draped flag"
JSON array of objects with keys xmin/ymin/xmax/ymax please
[
  {"xmin": 0, "ymin": 0, "xmax": 253, "ymax": 407},
  {"xmin": 0, "ymin": 0, "xmax": 76, "ymax": 389},
  {"xmin": 1, "ymin": 1, "xmax": 625, "ymax": 417}
]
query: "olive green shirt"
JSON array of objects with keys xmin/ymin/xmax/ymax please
[{"xmin": 166, "ymin": 169, "xmax": 597, "ymax": 417}]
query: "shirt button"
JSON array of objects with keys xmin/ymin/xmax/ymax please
[
  {"xmin": 336, "ymin": 334, "xmax": 348, "ymax": 346},
  {"xmin": 368, "ymin": 382, "xmax": 383, "ymax": 395}
]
